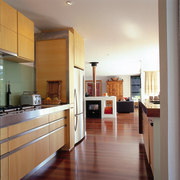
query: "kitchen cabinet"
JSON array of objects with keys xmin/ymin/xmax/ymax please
[
  {"xmin": 139, "ymin": 101, "xmax": 157, "ymax": 175},
  {"xmin": 74, "ymin": 30, "xmax": 84, "ymax": 70},
  {"xmin": 142, "ymin": 111, "xmax": 150, "ymax": 162},
  {"xmin": 0, "ymin": 127, "xmax": 8, "ymax": 140},
  {"xmin": 9, "ymin": 136, "xmax": 49, "ymax": 180},
  {"xmin": 8, "ymin": 114, "xmax": 49, "ymax": 137},
  {"xmin": 8, "ymin": 125, "xmax": 49, "ymax": 152},
  {"xmin": 36, "ymin": 28, "xmax": 81, "ymax": 150},
  {"xmin": 0, "ymin": 142, "xmax": 8, "ymax": 155},
  {"xmin": 18, "ymin": 12, "xmax": 34, "ymax": 61},
  {"xmin": 0, "ymin": 157, "xmax": 9, "ymax": 180},
  {"xmin": 0, "ymin": 0, "xmax": 34, "ymax": 62},
  {"xmin": 149, "ymin": 121, "xmax": 154, "ymax": 173},
  {"xmin": 49, "ymin": 110, "xmax": 66, "ymax": 122},
  {"xmin": 49, "ymin": 111, "xmax": 67, "ymax": 154},
  {"xmin": 106, "ymin": 80, "xmax": 123, "ymax": 101},
  {"xmin": 0, "ymin": 0, "xmax": 17, "ymax": 54},
  {"xmin": 0, "ymin": 108, "xmax": 68, "ymax": 179},
  {"xmin": 49, "ymin": 127, "xmax": 66, "ymax": 155}
]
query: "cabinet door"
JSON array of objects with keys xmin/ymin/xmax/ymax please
[
  {"xmin": 74, "ymin": 30, "xmax": 84, "ymax": 69},
  {"xmin": 9, "ymin": 136, "xmax": 49, "ymax": 180},
  {"xmin": 49, "ymin": 127, "xmax": 66, "ymax": 155},
  {"xmin": 18, "ymin": 34, "xmax": 34, "ymax": 61},
  {"xmin": 0, "ymin": 0, "xmax": 17, "ymax": 53},
  {"xmin": 149, "ymin": 122, "xmax": 154, "ymax": 173},
  {"xmin": 18, "ymin": 12, "xmax": 34, "ymax": 61},
  {"xmin": 143, "ymin": 111, "xmax": 149, "ymax": 162},
  {"xmin": 0, "ymin": 157, "xmax": 9, "ymax": 180},
  {"xmin": 18, "ymin": 12, "xmax": 34, "ymax": 40},
  {"xmin": 0, "ymin": 127, "xmax": 8, "ymax": 140}
]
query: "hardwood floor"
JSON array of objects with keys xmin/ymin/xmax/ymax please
[{"xmin": 27, "ymin": 109, "xmax": 153, "ymax": 180}]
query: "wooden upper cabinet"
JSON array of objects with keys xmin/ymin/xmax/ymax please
[
  {"xmin": 74, "ymin": 30, "xmax": 84, "ymax": 70},
  {"xmin": 18, "ymin": 12, "xmax": 34, "ymax": 61},
  {"xmin": 0, "ymin": 0, "xmax": 17, "ymax": 54},
  {"xmin": 18, "ymin": 12, "xmax": 34, "ymax": 40}
]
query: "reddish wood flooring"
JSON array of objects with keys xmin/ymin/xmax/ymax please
[{"xmin": 27, "ymin": 109, "xmax": 153, "ymax": 180}]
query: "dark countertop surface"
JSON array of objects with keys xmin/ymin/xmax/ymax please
[{"xmin": 0, "ymin": 104, "xmax": 72, "ymax": 128}]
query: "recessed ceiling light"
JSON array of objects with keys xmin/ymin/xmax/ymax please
[{"xmin": 66, "ymin": 1, "xmax": 72, "ymax": 5}]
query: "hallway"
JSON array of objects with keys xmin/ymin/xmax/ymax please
[{"xmin": 27, "ymin": 110, "xmax": 153, "ymax": 180}]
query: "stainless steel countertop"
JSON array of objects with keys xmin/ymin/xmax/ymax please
[{"xmin": 0, "ymin": 104, "xmax": 73, "ymax": 128}]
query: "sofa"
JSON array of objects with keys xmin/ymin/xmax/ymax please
[{"xmin": 117, "ymin": 101, "xmax": 134, "ymax": 113}]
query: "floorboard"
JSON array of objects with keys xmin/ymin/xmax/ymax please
[{"xmin": 27, "ymin": 109, "xmax": 153, "ymax": 180}]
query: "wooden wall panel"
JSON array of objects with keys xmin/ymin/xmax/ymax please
[{"xmin": 36, "ymin": 39, "xmax": 67, "ymax": 103}]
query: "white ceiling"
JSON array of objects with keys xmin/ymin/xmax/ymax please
[{"xmin": 5, "ymin": 0, "xmax": 159, "ymax": 77}]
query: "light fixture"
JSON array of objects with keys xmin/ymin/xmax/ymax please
[{"xmin": 66, "ymin": 1, "xmax": 72, "ymax": 5}]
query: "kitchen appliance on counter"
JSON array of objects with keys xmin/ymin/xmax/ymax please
[
  {"xmin": 21, "ymin": 91, "xmax": 41, "ymax": 106},
  {"xmin": 74, "ymin": 68, "xmax": 85, "ymax": 144}
]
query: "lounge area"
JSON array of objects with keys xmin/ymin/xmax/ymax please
[{"xmin": 117, "ymin": 100, "xmax": 134, "ymax": 113}]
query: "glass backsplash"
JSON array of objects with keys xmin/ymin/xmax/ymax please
[{"xmin": 0, "ymin": 59, "xmax": 35, "ymax": 106}]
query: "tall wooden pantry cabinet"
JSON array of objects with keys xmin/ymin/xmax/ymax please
[{"xmin": 36, "ymin": 28, "xmax": 84, "ymax": 150}]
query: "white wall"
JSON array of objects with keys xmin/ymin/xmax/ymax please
[
  {"xmin": 85, "ymin": 75, "xmax": 131, "ymax": 97},
  {"xmin": 159, "ymin": 0, "xmax": 180, "ymax": 180}
]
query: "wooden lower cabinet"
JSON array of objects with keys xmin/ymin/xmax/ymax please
[
  {"xmin": 49, "ymin": 111, "xmax": 66, "ymax": 122},
  {"xmin": 0, "ymin": 157, "xmax": 9, "ymax": 180},
  {"xmin": 0, "ymin": 142, "xmax": 8, "ymax": 155},
  {"xmin": 149, "ymin": 122, "xmax": 154, "ymax": 173},
  {"xmin": 142, "ymin": 111, "xmax": 154, "ymax": 174},
  {"xmin": 143, "ymin": 111, "xmax": 149, "ymax": 162},
  {"xmin": 0, "ymin": 127, "xmax": 8, "ymax": 140},
  {"xmin": 9, "ymin": 136, "xmax": 49, "ymax": 180},
  {"xmin": 49, "ymin": 127, "xmax": 66, "ymax": 155}
]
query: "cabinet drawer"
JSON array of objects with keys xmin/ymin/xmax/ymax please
[
  {"xmin": 49, "ymin": 127, "xmax": 66, "ymax": 155},
  {"xmin": 49, "ymin": 111, "xmax": 66, "ymax": 122},
  {"xmin": 8, "ymin": 115, "xmax": 48, "ymax": 137},
  {"xmin": 9, "ymin": 135, "xmax": 49, "ymax": 180},
  {"xmin": 0, "ymin": 157, "xmax": 9, "ymax": 180},
  {"xmin": 0, "ymin": 127, "xmax": 8, "ymax": 140},
  {"xmin": 0, "ymin": 142, "xmax": 8, "ymax": 155},
  {"xmin": 49, "ymin": 118, "xmax": 66, "ymax": 132},
  {"xmin": 9, "ymin": 125, "xmax": 49, "ymax": 151}
]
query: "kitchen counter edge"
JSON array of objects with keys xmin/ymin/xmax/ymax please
[
  {"xmin": 0, "ymin": 104, "xmax": 72, "ymax": 128},
  {"xmin": 139, "ymin": 100, "xmax": 160, "ymax": 117}
]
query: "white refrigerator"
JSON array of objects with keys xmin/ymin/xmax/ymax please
[{"xmin": 74, "ymin": 68, "xmax": 85, "ymax": 144}]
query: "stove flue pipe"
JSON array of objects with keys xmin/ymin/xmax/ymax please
[{"xmin": 90, "ymin": 62, "xmax": 98, "ymax": 96}]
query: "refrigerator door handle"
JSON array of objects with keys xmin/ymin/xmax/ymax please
[{"xmin": 74, "ymin": 89, "xmax": 78, "ymax": 131}]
